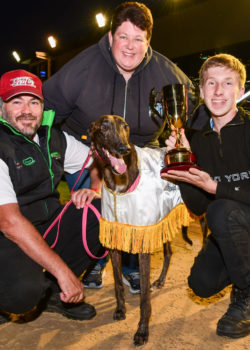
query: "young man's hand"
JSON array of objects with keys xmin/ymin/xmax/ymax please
[
  {"xmin": 161, "ymin": 167, "xmax": 217, "ymax": 194},
  {"xmin": 165, "ymin": 128, "xmax": 191, "ymax": 151}
]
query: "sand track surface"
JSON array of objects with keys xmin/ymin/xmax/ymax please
[{"xmin": 1, "ymin": 221, "xmax": 249, "ymax": 350}]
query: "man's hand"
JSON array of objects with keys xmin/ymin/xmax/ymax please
[
  {"xmin": 71, "ymin": 189, "xmax": 101, "ymax": 209},
  {"xmin": 165, "ymin": 129, "xmax": 191, "ymax": 151},
  {"xmin": 57, "ymin": 269, "xmax": 84, "ymax": 303},
  {"xmin": 161, "ymin": 167, "xmax": 217, "ymax": 194}
]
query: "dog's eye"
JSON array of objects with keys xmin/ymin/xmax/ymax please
[{"xmin": 101, "ymin": 124, "xmax": 108, "ymax": 132}]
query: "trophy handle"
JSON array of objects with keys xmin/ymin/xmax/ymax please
[
  {"xmin": 149, "ymin": 88, "xmax": 164, "ymax": 121},
  {"xmin": 147, "ymin": 87, "xmax": 172, "ymax": 147},
  {"xmin": 149, "ymin": 88, "xmax": 172, "ymax": 127}
]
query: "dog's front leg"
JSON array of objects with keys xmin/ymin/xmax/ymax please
[
  {"xmin": 134, "ymin": 253, "xmax": 151, "ymax": 346},
  {"xmin": 109, "ymin": 249, "xmax": 126, "ymax": 320},
  {"xmin": 151, "ymin": 241, "xmax": 172, "ymax": 289}
]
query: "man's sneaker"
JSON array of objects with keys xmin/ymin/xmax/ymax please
[
  {"xmin": 122, "ymin": 272, "xmax": 140, "ymax": 294},
  {"xmin": 217, "ymin": 286, "xmax": 250, "ymax": 338},
  {"xmin": 82, "ymin": 264, "xmax": 105, "ymax": 289},
  {"xmin": 46, "ymin": 292, "xmax": 96, "ymax": 320}
]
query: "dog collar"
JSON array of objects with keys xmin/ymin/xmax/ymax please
[
  {"xmin": 93, "ymin": 148, "xmax": 108, "ymax": 165},
  {"xmin": 126, "ymin": 171, "xmax": 140, "ymax": 193}
]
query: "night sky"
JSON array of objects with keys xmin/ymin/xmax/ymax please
[
  {"xmin": 2, "ymin": 0, "xmax": 162, "ymax": 75},
  {"xmin": 2, "ymin": 0, "xmax": 250, "ymax": 80}
]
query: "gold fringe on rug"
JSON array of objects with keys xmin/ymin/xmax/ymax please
[{"xmin": 99, "ymin": 203, "xmax": 193, "ymax": 253}]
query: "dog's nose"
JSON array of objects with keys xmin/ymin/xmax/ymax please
[{"xmin": 118, "ymin": 144, "xmax": 131, "ymax": 154}]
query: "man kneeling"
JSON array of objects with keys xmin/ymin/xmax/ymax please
[{"xmin": 0, "ymin": 70, "xmax": 103, "ymax": 324}]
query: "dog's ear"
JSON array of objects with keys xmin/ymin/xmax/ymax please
[{"xmin": 87, "ymin": 121, "xmax": 96, "ymax": 137}]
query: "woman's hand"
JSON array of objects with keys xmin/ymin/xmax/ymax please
[{"xmin": 71, "ymin": 189, "xmax": 101, "ymax": 209}]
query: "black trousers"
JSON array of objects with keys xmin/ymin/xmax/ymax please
[
  {"xmin": 188, "ymin": 199, "xmax": 250, "ymax": 298},
  {"xmin": 0, "ymin": 199, "xmax": 104, "ymax": 314}
]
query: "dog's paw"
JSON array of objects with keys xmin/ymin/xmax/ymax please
[
  {"xmin": 133, "ymin": 330, "xmax": 149, "ymax": 346},
  {"xmin": 151, "ymin": 279, "xmax": 165, "ymax": 289},
  {"xmin": 113, "ymin": 308, "xmax": 126, "ymax": 321}
]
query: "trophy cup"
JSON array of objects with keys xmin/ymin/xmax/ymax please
[{"xmin": 159, "ymin": 84, "xmax": 200, "ymax": 175}]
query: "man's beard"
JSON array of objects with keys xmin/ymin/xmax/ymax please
[{"xmin": 2, "ymin": 111, "xmax": 40, "ymax": 138}]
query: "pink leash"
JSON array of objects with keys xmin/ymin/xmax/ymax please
[{"xmin": 43, "ymin": 150, "xmax": 109, "ymax": 259}]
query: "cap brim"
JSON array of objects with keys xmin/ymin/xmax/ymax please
[{"xmin": 2, "ymin": 89, "xmax": 43, "ymax": 101}]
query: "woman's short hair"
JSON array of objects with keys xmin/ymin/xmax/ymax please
[{"xmin": 110, "ymin": 1, "xmax": 153, "ymax": 40}]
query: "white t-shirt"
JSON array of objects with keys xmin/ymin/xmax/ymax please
[{"xmin": 0, "ymin": 132, "xmax": 92, "ymax": 205}]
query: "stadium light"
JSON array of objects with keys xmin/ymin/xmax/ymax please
[
  {"xmin": 48, "ymin": 36, "xmax": 56, "ymax": 48},
  {"xmin": 96, "ymin": 13, "xmax": 105, "ymax": 27},
  {"xmin": 12, "ymin": 51, "xmax": 21, "ymax": 62}
]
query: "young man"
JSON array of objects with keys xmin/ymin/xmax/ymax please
[
  {"xmin": 162, "ymin": 54, "xmax": 250, "ymax": 338},
  {"xmin": 0, "ymin": 69, "xmax": 103, "ymax": 324}
]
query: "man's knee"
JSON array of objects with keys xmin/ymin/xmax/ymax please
[
  {"xmin": 207, "ymin": 199, "xmax": 250, "ymax": 239},
  {"xmin": 188, "ymin": 266, "xmax": 215, "ymax": 298},
  {"xmin": 188, "ymin": 258, "xmax": 230, "ymax": 298},
  {"xmin": 0, "ymin": 274, "xmax": 48, "ymax": 314}
]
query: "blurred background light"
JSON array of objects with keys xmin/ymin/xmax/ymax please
[
  {"xmin": 96, "ymin": 13, "xmax": 105, "ymax": 27},
  {"xmin": 12, "ymin": 51, "xmax": 21, "ymax": 62},
  {"xmin": 48, "ymin": 36, "xmax": 56, "ymax": 48}
]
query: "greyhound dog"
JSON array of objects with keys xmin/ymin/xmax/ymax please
[{"xmin": 89, "ymin": 115, "xmax": 196, "ymax": 346}]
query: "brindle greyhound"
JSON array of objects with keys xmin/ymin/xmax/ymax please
[{"xmin": 89, "ymin": 115, "xmax": 206, "ymax": 346}]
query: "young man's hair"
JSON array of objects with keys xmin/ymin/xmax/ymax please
[
  {"xmin": 110, "ymin": 1, "xmax": 153, "ymax": 40},
  {"xmin": 199, "ymin": 53, "xmax": 246, "ymax": 88}
]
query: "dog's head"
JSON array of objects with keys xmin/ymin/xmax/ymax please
[{"xmin": 88, "ymin": 115, "xmax": 132, "ymax": 175}]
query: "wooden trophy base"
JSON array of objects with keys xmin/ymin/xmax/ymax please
[
  {"xmin": 160, "ymin": 148, "xmax": 200, "ymax": 175},
  {"xmin": 160, "ymin": 162, "xmax": 201, "ymax": 175}
]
